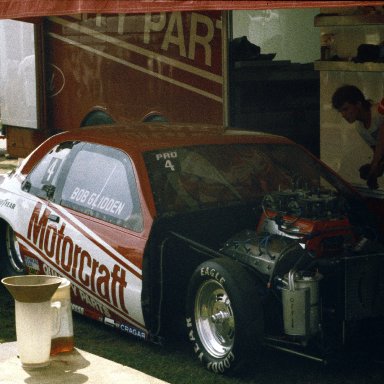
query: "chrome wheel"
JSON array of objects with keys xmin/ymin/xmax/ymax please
[
  {"xmin": 5, "ymin": 225, "xmax": 24, "ymax": 274},
  {"xmin": 194, "ymin": 279, "xmax": 235, "ymax": 359}
]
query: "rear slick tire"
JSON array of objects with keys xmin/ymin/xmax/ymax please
[{"xmin": 185, "ymin": 258, "xmax": 264, "ymax": 375}]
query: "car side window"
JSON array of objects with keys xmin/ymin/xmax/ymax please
[
  {"xmin": 59, "ymin": 143, "xmax": 143, "ymax": 232},
  {"xmin": 23, "ymin": 141, "xmax": 76, "ymax": 199}
]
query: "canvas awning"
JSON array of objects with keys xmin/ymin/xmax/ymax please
[{"xmin": 1, "ymin": 1, "xmax": 384, "ymax": 19}]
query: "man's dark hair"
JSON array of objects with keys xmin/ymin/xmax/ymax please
[{"xmin": 332, "ymin": 85, "xmax": 371, "ymax": 110}]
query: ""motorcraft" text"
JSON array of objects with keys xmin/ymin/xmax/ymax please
[{"xmin": 27, "ymin": 202, "xmax": 128, "ymax": 312}]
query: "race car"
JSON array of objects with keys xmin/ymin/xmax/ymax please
[{"xmin": 0, "ymin": 123, "xmax": 383, "ymax": 374}]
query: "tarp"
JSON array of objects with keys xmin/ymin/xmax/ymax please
[{"xmin": 1, "ymin": 1, "xmax": 384, "ymax": 19}]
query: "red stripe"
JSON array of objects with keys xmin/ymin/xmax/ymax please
[{"xmin": 0, "ymin": 2, "xmax": 382, "ymax": 20}]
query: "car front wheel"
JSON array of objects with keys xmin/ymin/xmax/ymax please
[
  {"xmin": 185, "ymin": 258, "xmax": 264, "ymax": 374},
  {"xmin": 0, "ymin": 223, "xmax": 25, "ymax": 277}
]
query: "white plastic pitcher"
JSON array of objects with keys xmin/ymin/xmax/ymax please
[
  {"xmin": 51, "ymin": 278, "xmax": 74, "ymax": 355},
  {"xmin": 1, "ymin": 275, "xmax": 62, "ymax": 369}
]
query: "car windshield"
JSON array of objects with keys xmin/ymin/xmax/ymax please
[{"xmin": 144, "ymin": 143, "xmax": 353, "ymax": 216}]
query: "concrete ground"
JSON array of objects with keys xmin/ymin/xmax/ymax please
[{"xmin": 0, "ymin": 342, "xmax": 169, "ymax": 384}]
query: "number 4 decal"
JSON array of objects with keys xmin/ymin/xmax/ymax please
[
  {"xmin": 42, "ymin": 158, "xmax": 62, "ymax": 184},
  {"xmin": 165, "ymin": 159, "xmax": 175, "ymax": 171}
]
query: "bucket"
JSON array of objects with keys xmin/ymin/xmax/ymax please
[
  {"xmin": 1, "ymin": 275, "xmax": 62, "ymax": 368},
  {"xmin": 50, "ymin": 278, "xmax": 74, "ymax": 355}
]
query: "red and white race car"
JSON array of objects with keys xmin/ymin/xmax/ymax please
[{"xmin": 0, "ymin": 123, "xmax": 383, "ymax": 374}]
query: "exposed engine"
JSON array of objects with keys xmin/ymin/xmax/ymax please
[
  {"xmin": 221, "ymin": 188, "xmax": 384, "ymax": 342},
  {"xmin": 258, "ymin": 188, "xmax": 354, "ymax": 258}
]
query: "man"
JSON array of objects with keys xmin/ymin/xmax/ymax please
[{"xmin": 332, "ymin": 84, "xmax": 384, "ymax": 189}]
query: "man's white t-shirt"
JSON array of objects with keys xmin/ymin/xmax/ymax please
[{"xmin": 356, "ymin": 100, "xmax": 384, "ymax": 147}]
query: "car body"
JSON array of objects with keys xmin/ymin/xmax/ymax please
[{"xmin": 0, "ymin": 123, "xmax": 383, "ymax": 374}]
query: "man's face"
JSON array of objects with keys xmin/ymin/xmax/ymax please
[{"xmin": 337, "ymin": 101, "xmax": 361, "ymax": 124}]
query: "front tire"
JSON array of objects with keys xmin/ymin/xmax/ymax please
[
  {"xmin": 0, "ymin": 223, "xmax": 25, "ymax": 277},
  {"xmin": 185, "ymin": 258, "xmax": 264, "ymax": 374}
]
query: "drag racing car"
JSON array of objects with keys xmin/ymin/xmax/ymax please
[{"xmin": 0, "ymin": 123, "xmax": 383, "ymax": 374}]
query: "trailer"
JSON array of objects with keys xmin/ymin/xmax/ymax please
[{"xmin": 0, "ymin": 10, "xmax": 225, "ymax": 157}]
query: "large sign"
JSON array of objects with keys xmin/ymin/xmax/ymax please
[{"xmin": 45, "ymin": 11, "xmax": 223, "ymax": 131}]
